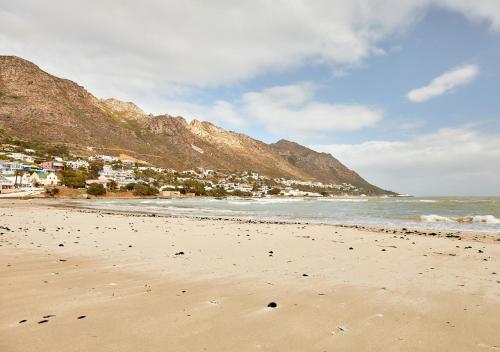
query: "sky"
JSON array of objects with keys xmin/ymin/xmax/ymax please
[{"xmin": 1, "ymin": 0, "xmax": 500, "ymax": 196}]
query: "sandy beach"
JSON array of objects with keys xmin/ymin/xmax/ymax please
[{"xmin": 1, "ymin": 199, "xmax": 499, "ymax": 351}]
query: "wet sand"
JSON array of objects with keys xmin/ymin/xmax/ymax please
[{"xmin": 1, "ymin": 200, "xmax": 499, "ymax": 351}]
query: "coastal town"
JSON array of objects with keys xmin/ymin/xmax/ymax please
[{"xmin": 0, "ymin": 142, "xmax": 363, "ymax": 198}]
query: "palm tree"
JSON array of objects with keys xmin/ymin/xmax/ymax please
[{"xmin": 14, "ymin": 169, "xmax": 23, "ymax": 188}]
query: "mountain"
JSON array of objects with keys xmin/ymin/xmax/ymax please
[{"xmin": 0, "ymin": 56, "xmax": 392, "ymax": 194}]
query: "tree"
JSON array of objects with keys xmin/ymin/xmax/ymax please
[
  {"xmin": 209, "ymin": 186, "xmax": 228, "ymax": 197},
  {"xmin": 60, "ymin": 169, "xmax": 87, "ymax": 188},
  {"xmin": 122, "ymin": 182, "xmax": 136, "ymax": 191},
  {"xmin": 182, "ymin": 179, "xmax": 207, "ymax": 196},
  {"xmin": 45, "ymin": 187, "xmax": 60, "ymax": 197},
  {"xmin": 14, "ymin": 169, "xmax": 23, "ymax": 188},
  {"xmin": 132, "ymin": 183, "xmax": 159, "ymax": 196},
  {"xmin": 87, "ymin": 184, "xmax": 106, "ymax": 196},
  {"xmin": 107, "ymin": 179, "xmax": 118, "ymax": 191},
  {"xmin": 267, "ymin": 188, "xmax": 281, "ymax": 195},
  {"xmin": 88, "ymin": 160, "xmax": 104, "ymax": 179}
]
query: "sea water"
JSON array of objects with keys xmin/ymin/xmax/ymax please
[{"xmin": 64, "ymin": 196, "xmax": 500, "ymax": 234}]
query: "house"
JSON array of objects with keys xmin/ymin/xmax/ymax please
[
  {"xmin": 29, "ymin": 172, "xmax": 43, "ymax": 186},
  {"xmin": 160, "ymin": 190, "xmax": 181, "ymax": 198},
  {"xmin": 86, "ymin": 175, "xmax": 111, "ymax": 188},
  {"xmin": 41, "ymin": 161, "xmax": 64, "ymax": 171},
  {"xmin": 89, "ymin": 155, "xmax": 118, "ymax": 163},
  {"xmin": 7, "ymin": 153, "xmax": 34, "ymax": 163},
  {"xmin": 66, "ymin": 159, "xmax": 89, "ymax": 170},
  {"xmin": 45, "ymin": 173, "xmax": 59, "ymax": 186},
  {"xmin": 0, "ymin": 161, "xmax": 24, "ymax": 175},
  {"xmin": 0, "ymin": 175, "xmax": 14, "ymax": 193}
]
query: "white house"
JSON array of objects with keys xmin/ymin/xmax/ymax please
[
  {"xmin": 0, "ymin": 161, "xmax": 24, "ymax": 175},
  {"xmin": 29, "ymin": 172, "xmax": 59, "ymax": 187},
  {"xmin": 44, "ymin": 172, "xmax": 59, "ymax": 186},
  {"xmin": 66, "ymin": 159, "xmax": 90, "ymax": 170},
  {"xmin": 0, "ymin": 175, "xmax": 14, "ymax": 193},
  {"xmin": 7, "ymin": 153, "xmax": 34, "ymax": 163}
]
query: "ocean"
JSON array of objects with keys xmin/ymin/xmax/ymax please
[{"xmin": 64, "ymin": 196, "xmax": 500, "ymax": 234}]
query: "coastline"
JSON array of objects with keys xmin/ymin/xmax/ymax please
[
  {"xmin": 38, "ymin": 197, "xmax": 500, "ymax": 242},
  {"xmin": 1, "ymin": 200, "xmax": 499, "ymax": 351}
]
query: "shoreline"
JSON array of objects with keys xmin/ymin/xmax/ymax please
[{"xmin": 19, "ymin": 197, "xmax": 500, "ymax": 243}]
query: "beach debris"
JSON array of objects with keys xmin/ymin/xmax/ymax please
[
  {"xmin": 18, "ymin": 319, "xmax": 27, "ymax": 324},
  {"xmin": 77, "ymin": 315, "xmax": 86, "ymax": 319},
  {"xmin": 42, "ymin": 315, "xmax": 55, "ymax": 318},
  {"xmin": 267, "ymin": 302, "xmax": 278, "ymax": 308},
  {"xmin": 175, "ymin": 251, "xmax": 185, "ymax": 255},
  {"xmin": 302, "ymin": 273, "xmax": 309, "ymax": 277},
  {"xmin": 349, "ymin": 247, "xmax": 354, "ymax": 250},
  {"xmin": 334, "ymin": 325, "xmax": 348, "ymax": 334},
  {"xmin": 478, "ymin": 249, "xmax": 484, "ymax": 253},
  {"xmin": 58, "ymin": 243, "xmax": 64, "ymax": 247},
  {"xmin": 38, "ymin": 319, "xmax": 49, "ymax": 324}
]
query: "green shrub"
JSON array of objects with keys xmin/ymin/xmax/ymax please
[
  {"xmin": 87, "ymin": 184, "xmax": 106, "ymax": 196},
  {"xmin": 45, "ymin": 187, "xmax": 60, "ymax": 197},
  {"xmin": 60, "ymin": 169, "xmax": 87, "ymax": 188},
  {"xmin": 132, "ymin": 183, "xmax": 158, "ymax": 196},
  {"xmin": 267, "ymin": 188, "xmax": 281, "ymax": 195}
]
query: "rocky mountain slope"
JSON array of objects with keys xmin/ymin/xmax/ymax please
[{"xmin": 0, "ymin": 56, "xmax": 391, "ymax": 194}]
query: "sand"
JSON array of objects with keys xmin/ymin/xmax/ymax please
[{"xmin": 1, "ymin": 200, "xmax": 499, "ymax": 351}]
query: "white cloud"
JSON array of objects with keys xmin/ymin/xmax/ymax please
[
  {"xmin": 439, "ymin": 0, "xmax": 500, "ymax": 30},
  {"xmin": 310, "ymin": 127, "xmax": 500, "ymax": 195},
  {"xmin": 166, "ymin": 83, "xmax": 383, "ymax": 140},
  {"xmin": 1, "ymin": 1, "xmax": 499, "ymax": 110},
  {"xmin": 242, "ymin": 83, "xmax": 382, "ymax": 138},
  {"xmin": 407, "ymin": 65, "xmax": 479, "ymax": 102}
]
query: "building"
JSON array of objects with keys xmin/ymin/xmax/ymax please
[
  {"xmin": 0, "ymin": 175, "xmax": 14, "ymax": 193},
  {"xmin": 0, "ymin": 161, "xmax": 24, "ymax": 175},
  {"xmin": 66, "ymin": 159, "xmax": 89, "ymax": 170},
  {"xmin": 44, "ymin": 172, "xmax": 59, "ymax": 186},
  {"xmin": 41, "ymin": 161, "xmax": 64, "ymax": 171},
  {"xmin": 89, "ymin": 155, "xmax": 118, "ymax": 163},
  {"xmin": 7, "ymin": 153, "xmax": 34, "ymax": 163},
  {"xmin": 160, "ymin": 190, "xmax": 181, "ymax": 198},
  {"xmin": 86, "ymin": 175, "xmax": 112, "ymax": 188}
]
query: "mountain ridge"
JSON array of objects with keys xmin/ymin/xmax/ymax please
[{"xmin": 0, "ymin": 55, "xmax": 392, "ymax": 195}]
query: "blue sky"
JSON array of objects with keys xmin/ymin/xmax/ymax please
[{"xmin": 1, "ymin": 1, "xmax": 500, "ymax": 195}]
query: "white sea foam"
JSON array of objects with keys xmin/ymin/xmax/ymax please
[
  {"xmin": 419, "ymin": 199, "xmax": 437, "ymax": 203},
  {"xmin": 317, "ymin": 198, "xmax": 368, "ymax": 202},
  {"xmin": 458, "ymin": 215, "xmax": 500, "ymax": 224},
  {"xmin": 421, "ymin": 214, "xmax": 454, "ymax": 222},
  {"xmin": 421, "ymin": 214, "xmax": 500, "ymax": 224},
  {"xmin": 253, "ymin": 198, "xmax": 305, "ymax": 204}
]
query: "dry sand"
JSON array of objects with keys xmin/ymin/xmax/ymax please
[{"xmin": 1, "ymin": 199, "xmax": 499, "ymax": 351}]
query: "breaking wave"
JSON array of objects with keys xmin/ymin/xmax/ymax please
[
  {"xmin": 317, "ymin": 198, "xmax": 368, "ymax": 202},
  {"xmin": 421, "ymin": 214, "xmax": 500, "ymax": 224}
]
